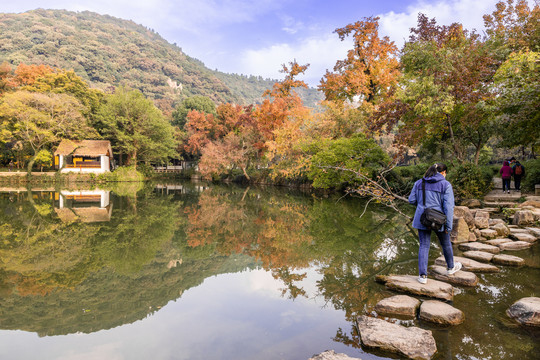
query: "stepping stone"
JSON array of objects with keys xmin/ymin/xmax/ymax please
[
  {"xmin": 484, "ymin": 238, "xmax": 513, "ymax": 246},
  {"xmin": 458, "ymin": 242, "xmax": 500, "ymax": 254},
  {"xmin": 374, "ymin": 295, "xmax": 420, "ymax": 318},
  {"xmin": 435, "ymin": 256, "xmax": 499, "ymax": 273},
  {"xmin": 375, "ymin": 275, "xmax": 454, "ymax": 301},
  {"xmin": 492, "ymin": 254, "xmax": 524, "ymax": 266},
  {"xmin": 498, "ymin": 241, "xmax": 533, "ymax": 251},
  {"xmin": 309, "ymin": 350, "xmax": 362, "ymax": 360},
  {"xmin": 462, "ymin": 250, "xmax": 494, "ymax": 263},
  {"xmin": 489, "ymin": 218, "xmax": 506, "ymax": 226},
  {"xmin": 479, "ymin": 229, "xmax": 498, "ymax": 239},
  {"xmin": 428, "ymin": 265, "xmax": 478, "ymax": 287},
  {"xmin": 419, "ymin": 300, "xmax": 465, "ymax": 325},
  {"xmin": 510, "ymin": 228, "xmax": 530, "ymax": 234},
  {"xmin": 357, "ymin": 315, "xmax": 437, "ymax": 360},
  {"xmin": 506, "ymin": 297, "xmax": 540, "ymax": 327},
  {"xmin": 509, "ymin": 233, "xmax": 537, "ymax": 243},
  {"xmin": 525, "ymin": 227, "xmax": 540, "ymax": 238}
]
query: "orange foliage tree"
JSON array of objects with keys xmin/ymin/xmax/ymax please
[{"xmin": 319, "ymin": 17, "xmax": 400, "ymax": 106}]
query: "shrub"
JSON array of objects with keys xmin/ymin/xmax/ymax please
[
  {"xmin": 98, "ymin": 166, "xmax": 144, "ymax": 182},
  {"xmin": 521, "ymin": 159, "xmax": 540, "ymax": 192},
  {"xmin": 447, "ymin": 162, "xmax": 493, "ymax": 200}
]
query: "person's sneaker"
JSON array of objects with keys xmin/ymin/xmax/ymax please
[
  {"xmin": 417, "ymin": 275, "xmax": 427, "ymax": 284},
  {"xmin": 447, "ymin": 262, "xmax": 462, "ymax": 275}
]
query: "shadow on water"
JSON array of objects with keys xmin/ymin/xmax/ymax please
[{"xmin": 0, "ymin": 181, "xmax": 538, "ymax": 359}]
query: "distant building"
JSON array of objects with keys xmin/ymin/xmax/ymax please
[{"xmin": 54, "ymin": 140, "xmax": 113, "ymax": 173}]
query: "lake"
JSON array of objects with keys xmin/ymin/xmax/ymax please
[{"xmin": 0, "ymin": 181, "xmax": 538, "ymax": 360}]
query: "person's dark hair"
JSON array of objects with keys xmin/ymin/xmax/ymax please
[{"xmin": 424, "ymin": 163, "xmax": 448, "ymax": 178}]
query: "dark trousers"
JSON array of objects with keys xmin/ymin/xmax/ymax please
[
  {"xmin": 502, "ymin": 178, "xmax": 511, "ymax": 192},
  {"xmin": 514, "ymin": 176, "xmax": 522, "ymax": 190},
  {"xmin": 418, "ymin": 229, "xmax": 454, "ymax": 276}
]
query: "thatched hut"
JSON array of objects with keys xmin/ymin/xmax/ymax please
[{"xmin": 54, "ymin": 140, "xmax": 113, "ymax": 173}]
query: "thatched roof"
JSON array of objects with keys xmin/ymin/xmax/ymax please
[{"xmin": 54, "ymin": 140, "xmax": 112, "ymax": 157}]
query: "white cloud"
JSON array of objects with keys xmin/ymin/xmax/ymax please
[{"xmin": 239, "ymin": 34, "xmax": 351, "ymax": 87}]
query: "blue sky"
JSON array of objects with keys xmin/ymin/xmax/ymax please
[{"xmin": 0, "ymin": 0, "xmax": 518, "ymax": 86}]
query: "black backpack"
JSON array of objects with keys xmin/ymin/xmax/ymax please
[{"xmin": 419, "ymin": 179, "xmax": 447, "ymax": 231}]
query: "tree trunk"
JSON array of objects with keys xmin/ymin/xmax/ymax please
[{"xmin": 27, "ymin": 154, "xmax": 36, "ymax": 175}]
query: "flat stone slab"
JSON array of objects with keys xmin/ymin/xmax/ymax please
[
  {"xmin": 461, "ymin": 250, "xmax": 494, "ymax": 263},
  {"xmin": 509, "ymin": 233, "xmax": 537, "ymax": 243},
  {"xmin": 428, "ymin": 265, "xmax": 478, "ymax": 287},
  {"xmin": 419, "ymin": 300, "xmax": 465, "ymax": 326},
  {"xmin": 525, "ymin": 227, "xmax": 540, "ymax": 238},
  {"xmin": 458, "ymin": 242, "xmax": 500, "ymax": 254},
  {"xmin": 357, "ymin": 315, "xmax": 437, "ymax": 360},
  {"xmin": 484, "ymin": 238, "xmax": 513, "ymax": 246},
  {"xmin": 309, "ymin": 350, "xmax": 362, "ymax": 360},
  {"xmin": 492, "ymin": 254, "xmax": 525, "ymax": 266},
  {"xmin": 435, "ymin": 256, "xmax": 499, "ymax": 273},
  {"xmin": 507, "ymin": 297, "xmax": 540, "ymax": 327},
  {"xmin": 376, "ymin": 275, "xmax": 453, "ymax": 301},
  {"xmin": 509, "ymin": 228, "xmax": 531, "ymax": 234},
  {"xmin": 374, "ymin": 295, "xmax": 421, "ymax": 318},
  {"xmin": 479, "ymin": 228, "xmax": 498, "ymax": 239},
  {"xmin": 498, "ymin": 241, "xmax": 533, "ymax": 251}
]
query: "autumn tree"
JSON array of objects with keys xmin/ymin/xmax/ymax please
[
  {"xmin": 0, "ymin": 62, "xmax": 14, "ymax": 95},
  {"xmin": 319, "ymin": 17, "xmax": 400, "ymax": 107},
  {"xmin": 12, "ymin": 63, "xmax": 54, "ymax": 87},
  {"xmin": 374, "ymin": 14, "xmax": 498, "ymax": 164},
  {"xmin": 0, "ymin": 90, "xmax": 97, "ymax": 172},
  {"xmin": 483, "ymin": 0, "xmax": 540, "ymax": 54},
  {"xmin": 96, "ymin": 87, "xmax": 177, "ymax": 166}
]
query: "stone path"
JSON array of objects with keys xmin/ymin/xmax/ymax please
[{"xmin": 355, "ymin": 205, "xmax": 540, "ymax": 360}]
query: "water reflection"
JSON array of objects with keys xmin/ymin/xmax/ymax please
[
  {"xmin": 0, "ymin": 183, "xmax": 538, "ymax": 360},
  {"xmin": 55, "ymin": 189, "xmax": 112, "ymax": 222}
]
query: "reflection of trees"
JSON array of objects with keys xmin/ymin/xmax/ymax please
[
  {"xmin": 0, "ymin": 190, "xmax": 258, "ymax": 335},
  {"xmin": 184, "ymin": 187, "xmax": 315, "ymax": 296}
]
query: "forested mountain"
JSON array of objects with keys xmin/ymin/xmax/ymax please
[{"xmin": 0, "ymin": 9, "xmax": 322, "ymax": 114}]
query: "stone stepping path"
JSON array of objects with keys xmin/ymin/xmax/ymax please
[
  {"xmin": 525, "ymin": 227, "xmax": 540, "ymax": 238},
  {"xmin": 375, "ymin": 274, "xmax": 454, "ymax": 301},
  {"xmin": 509, "ymin": 233, "xmax": 537, "ymax": 243},
  {"xmin": 357, "ymin": 315, "xmax": 437, "ymax": 360},
  {"xmin": 484, "ymin": 238, "xmax": 513, "ymax": 246},
  {"xmin": 419, "ymin": 300, "xmax": 465, "ymax": 326},
  {"xmin": 428, "ymin": 265, "xmax": 478, "ymax": 287},
  {"xmin": 492, "ymin": 254, "xmax": 525, "ymax": 266},
  {"xmin": 374, "ymin": 295, "xmax": 420, "ymax": 318},
  {"xmin": 435, "ymin": 256, "xmax": 499, "ymax": 273},
  {"xmin": 461, "ymin": 250, "xmax": 525, "ymax": 267},
  {"xmin": 498, "ymin": 241, "xmax": 533, "ymax": 251},
  {"xmin": 458, "ymin": 242, "xmax": 500, "ymax": 254},
  {"xmin": 462, "ymin": 250, "xmax": 494, "ymax": 262}
]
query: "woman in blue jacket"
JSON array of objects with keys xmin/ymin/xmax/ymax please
[{"xmin": 408, "ymin": 163, "xmax": 461, "ymax": 284}]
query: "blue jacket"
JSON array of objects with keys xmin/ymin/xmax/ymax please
[{"xmin": 408, "ymin": 173, "xmax": 454, "ymax": 232}]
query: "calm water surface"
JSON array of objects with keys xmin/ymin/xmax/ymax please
[{"xmin": 0, "ymin": 182, "xmax": 538, "ymax": 360}]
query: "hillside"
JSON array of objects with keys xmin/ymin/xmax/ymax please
[{"xmin": 0, "ymin": 9, "xmax": 322, "ymax": 114}]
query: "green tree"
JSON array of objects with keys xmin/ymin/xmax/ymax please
[
  {"xmin": 96, "ymin": 87, "xmax": 177, "ymax": 166},
  {"xmin": 172, "ymin": 95, "xmax": 216, "ymax": 129},
  {"xmin": 0, "ymin": 90, "xmax": 97, "ymax": 172},
  {"xmin": 493, "ymin": 50, "xmax": 540, "ymax": 152},
  {"xmin": 306, "ymin": 134, "xmax": 390, "ymax": 189}
]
